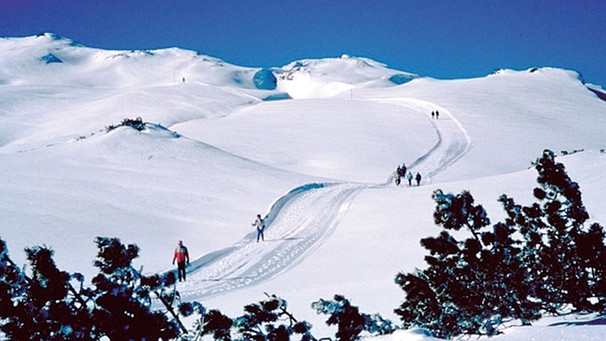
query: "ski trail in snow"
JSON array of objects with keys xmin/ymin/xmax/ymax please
[
  {"xmin": 176, "ymin": 182, "xmax": 364, "ymax": 300},
  {"xmin": 175, "ymin": 96, "xmax": 470, "ymax": 301},
  {"xmin": 376, "ymin": 97, "xmax": 471, "ymax": 183}
]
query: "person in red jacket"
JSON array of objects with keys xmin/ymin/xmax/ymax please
[{"xmin": 172, "ymin": 240, "xmax": 190, "ymax": 281}]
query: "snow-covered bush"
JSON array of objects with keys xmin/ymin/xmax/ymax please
[
  {"xmin": 313, "ymin": 294, "xmax": 395, "ymax": 340},
  {"xmin": 0, "ymin": 242, "xmax": 95, "ymax": 340},
  {"xmin": 504, "ymin": 149, "xmax": 606, "ymax": 313},
  {"xmin": 90, "ymin": 236, "xmax": 181, "ymax": 339},
  {"xmin": 395, "ymin": 149, "xmax": 606, "ymax": 338},
  {"xmin": 199, "ymin": 293, "xmax": 314, "ymax": 341},
  {"xmin": 0, "ymin": 236, "xmax": 202, "ymax": 340},
  {"xmin": 395, "ymin": 190, "xmax": 540, "ymax": 338},
  {"xmin": 106, "ymin": 117, "xmax": 146, "ymax": 132},
  {"xmin": 2, "ymin": 238, "xmax": 322, "ymax": 340}
]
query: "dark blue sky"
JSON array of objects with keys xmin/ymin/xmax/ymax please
[{"xmin": 2, "ymin": 0, "xmax": 605, "ymax": 86}]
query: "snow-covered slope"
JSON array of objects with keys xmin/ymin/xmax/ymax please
[
  {"xmin": 345, "ymin": 67, "xmax": 606, "ymax": 182},
  {"xmin": 1, "ymin": 34, "xmax": 605, "ymax": 340},
  {"xmin": 274, "ymin": 55, "xmax": 416, "ymax": 98},
  {"xmin": 0, "ymin": 33, "xmax": 261, "ymax": 88}
]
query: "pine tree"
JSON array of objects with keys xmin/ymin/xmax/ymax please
[
  {"xmin": 501, "ymin": 150, "xmax": 606, "ymax": 313},
  {"xmin": 200, "ymin": 309, "xmax": 234, "ymax": 340},
  {"xmin": 395, "ymin": 149, "xmax": 606, "ymax": 338},
  {"xmin": 0, "ymin": 236, "xmax": 204, "ymax": 340},
  {"xmin": 90, "ymin": 236, "xmax": 180, "ymax": 339},
  {"xmin": 395, "ymin": 189, "xmax": 540, "ymax": 338},
  {"xmin": 0, "ymin": 238, "xmax": 30, "ymax": 338},
  {"xmin": 2, "ymin": 236, "xmax": 321, "ymax": 340},
  {"xmin": 0, "ymin": 241, "xmax": 94, "ymax": 340},
  {"xmin": 480, "ymin": 222, "xmax": 541, "ymax": 325},
  {"xmin": 232, "ymin": 293, "xmax": 315, "ymax": 341},
  {"xmin": 579, "ymin": 223, "xmax": 606, "ymax": 310},
  {"xmin": 313, "ymin": 294, "xmax": 394, "ymax": 341}
]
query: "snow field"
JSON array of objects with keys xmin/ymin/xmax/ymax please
[{"xmin": 1, "ymin": 35, "xmax": 606, "ymax": 340}]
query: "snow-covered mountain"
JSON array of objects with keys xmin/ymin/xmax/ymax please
[
  {"xmin": 274, "ymin": 55, "xmax": 417, "ymax": 98},
  {"xmin": 1, "ymin": 33, "xmax": 605, "ymax": 340}
]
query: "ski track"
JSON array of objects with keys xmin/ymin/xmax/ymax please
[
  {"xmin": 375, "ymin": 97, "xmax": 471, "ymax": 183},
  {"xmin": 176, "ymin": 182, "xmax": 363, "ymax": 300},
  {"xmin": 174, "ymin": 96, "xmax": 471, "ymax": 301}
]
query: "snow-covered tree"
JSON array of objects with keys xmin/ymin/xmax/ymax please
[
  {"xmin": 90, "ymin": 236, "xmax": 180, "ymax": 339},
  {"xmin": 2, "ymin": 236, "xmax": 321, "ymax": 340},
  {"xmin": 395, "ymin": 149, "xmax": 605, "ymax": 338},
  {"xmin": 233, "ymin": 294, "xmax": 314, "ymax": 341},
  {"xmin": 0, "ymin": 241, "xmax": 94, "ymax": 340},
  {"xmin": 396, "ymin": 190, "xmax": 539, "ymax": 338},
  {"xmin": 0, "ymin": 236, "xmax": 204, "ymax": 340},
  {"xmin": 196, "ymin": 293, "xmax": 315, "ymax": 341},
  {"xmin": 501, "ymin": 149, "xmax": 606, "ymax": 313},
  {"xmin": 199, "ymin": 308, "xmax": 233, "ymax": 340},
  {"xmin": 313, "ymin": 294, "xmax": 394, "ymax": 341}
]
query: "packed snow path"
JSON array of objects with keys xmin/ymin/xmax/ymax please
[
  {"xmin": 376, "ymin": 98, "xmax": 471, "ymax": 183},
  {"xmin": 176, "ymin": 182, "xmax": 364, "ymax": 300},
  {"xmin": 176, "ymin": 97, "xmax": 470, "ymax": 301}
]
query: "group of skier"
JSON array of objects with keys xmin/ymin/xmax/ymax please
[{"xmin": 394, "ymin": 163, "xmax": 422, "ymax": 186}]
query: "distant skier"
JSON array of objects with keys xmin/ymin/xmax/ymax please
[
  {"xmin": 431, "ymin": 111, "xmax": 435, "ymax": 119},
  {"xmin": 252, "ymin": 214, "xmax": 265, "ymax": 242},
  {"xmin": 394, "ymin": 169, "xmax": 401, "ymax": 186},
  {"xmin": 415, "ymin": 172, "xmax": 422, "ymax": 186},
  {"xmin": 406, "ymin": 171, "xmax": 413, "ymax": 186},
  {"xmin": 435, "ymin": 110, "xmax": 440, "ymax": 119},
  {"xmin": 400, "ymin": 163, "xmax": 407, "ymax": 176},
  {"xmin": 172, "ymin": 240, "xmax": 190, "ymax": 282}
]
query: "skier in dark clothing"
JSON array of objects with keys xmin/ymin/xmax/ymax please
[
  {"xmin": 415, "ymin": 172, "xmax": 422, "ymax": 186},
  {"xmin": 172, "ymin": 240, "xmax": 190, "ymax": 282},
  {"xmin": 252, "ymin": 214, "xmax": 265, "ymax": 242}
]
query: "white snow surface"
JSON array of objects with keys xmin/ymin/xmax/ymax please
[{"xmin": 1, "ymin": 33, "xmax": 606, "ymax": 340}]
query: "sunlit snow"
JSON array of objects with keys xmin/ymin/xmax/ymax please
[{"xmin": 1, "ymin": 33, "xmax": 606, "ymax": 340}]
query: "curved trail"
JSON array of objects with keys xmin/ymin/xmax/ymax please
[
  {"xmin": 376, "ymin": 98, "xmax": 471, "ymax": 183},
  {"xmin": 177, "ymin": 182, "xmax": 364, "ymax": 300},
  {"xmin": 176, "ymin": 97, "xmax": 471, "ymax": 301}
]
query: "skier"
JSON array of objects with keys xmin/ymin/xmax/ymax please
[
  {"xmin": 394, "ymin": 169, "xmax": 401, "ymax": 186},
  {"xmin": 415, "ymin": 172, "xmax": 422, "ymax": 186},
  {"xmin": 406, "ymin": 171, "xmax": 413, "ymax": 186},
  {"xmin": 172, "ymin": 240, "xmax": 190, "ymax": 282},
  {"xmin": 400, "ymin": 163, "xmax": 407, "ymax": 176},
  {"xmin": 435, "ymin": 110, "xmax": 440, "ymax": 119},
  {"xmin": 252, "ymin": 214, "xmax": 265, "ymax": 242}
]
